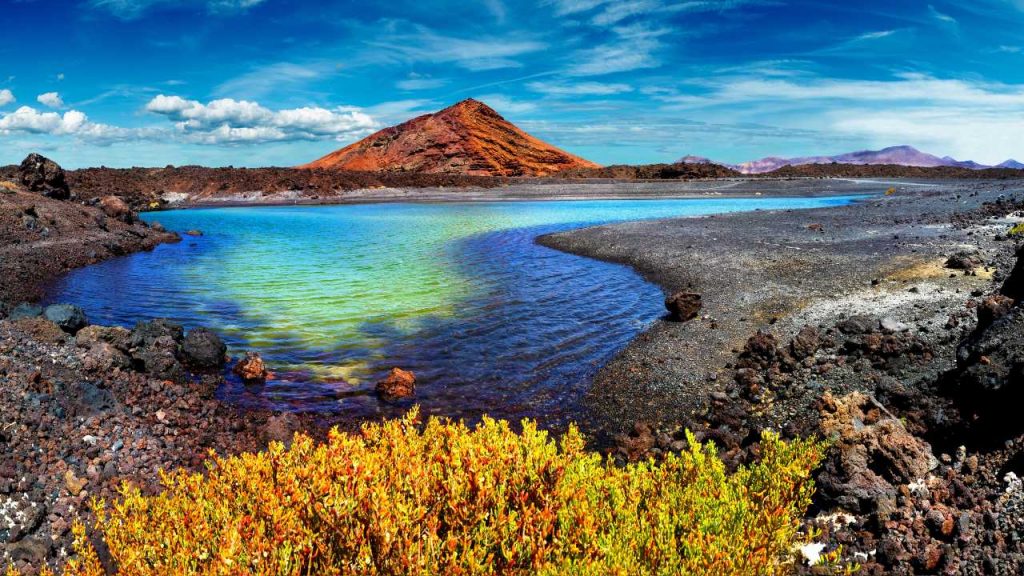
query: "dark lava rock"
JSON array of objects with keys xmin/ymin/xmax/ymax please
[
  {"xmin": 130, "ymin": 318, "xmax": 184, "ymax": 349},
  {"xmin": 664, "ymin": 291, "xmax": 702, "ymax": 322},
  {"xmin": 42, "ymin": 304, "xmax": 88, "ymax": 334},
  {"xmin": 977, "ymin": 294, "xmax": 1015, "ymax": 329},
  {"xmin": 181, "ymin": 327, "xmax": 227, "ymax": 370},
  {"xmin": 956, "ymin": 306, "xmax": 1024, "ymax": 394},
  {"xmin": 131, "ymin": 335, "xmax": 185, "ymax": 381},
  {"xmin": 838, "ymin": 314, "xmax": 877, "ymax": 335},
  {"xmin": 7, "ymin": 303, "xmax": 42, "ymax": 320},
  {"xmin": 376, "ymin": 367, "xmax": 416, "ymax": 401},
  {"xmin": 790, "ymin": 325, "xmax": 821, "ymax": 359},
  {"xmin": 1000, "ymin": 244, "xmax": 1024, "ymax": 301},
  {"xmin": 233, "ymin": 351, "xmax": 269, "ymax": 383},
  {"xmin": 18, "ymin": 153, "xmax": 69, "ymax": 200},
  {"xmin": 945, "ymin": 250, "xmax": 983, "ymax": 271}
]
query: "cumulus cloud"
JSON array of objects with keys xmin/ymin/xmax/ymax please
[
  {"xmin": 0, "ymin": 89, "xmax": 14, "ymax": 107},
  {"xmin": 0, "ymin": 105, "xmax": 160, "ymax": 145},
  {"xmin": 144, "ymin": 95, "xmax": 377, "ymax": 143},
  {"xmin": 37, "ymin": 92, "xmax": 64, "ymax": 108}
]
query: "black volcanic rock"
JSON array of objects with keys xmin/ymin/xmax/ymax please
[{"xmin": 18, "ymin": 154, "xmax": 70, "ymax": 200}]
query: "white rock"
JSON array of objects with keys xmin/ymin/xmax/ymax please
[{"xmin": 800, "ymin": 542, "xmax": 827, "ymax": 566}]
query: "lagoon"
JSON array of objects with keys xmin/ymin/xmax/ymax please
[{"xmin": 47, "ymin": 196, "xmax": 860, "ymax": 424}]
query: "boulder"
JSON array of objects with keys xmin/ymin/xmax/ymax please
[
  {"xmin": 75, "ymin": 325, "xmax": 131, "ymax": 352},
  {"xmin": 789, "ymin": 325, "xmax": 820, "ymax": 359},
  {"xmin": 664, "ymin": 291, "xmax": 702, "ymax": 322},
  {"xmin": 838, "ymin": 314, "xmax": 877, "ymax": 335},
  {"xmin": 184, "ymin": 229, "xmax": 203, "ymax": 237},
  {"xmin": 181, "ymin": 327, "xmax": 227, "ymax": 370},
  {"xmin": 131, "ymin": 335, "xmax": 185, "ymax": 381},
  {"xmin": 816, "ymin": 392, "xmax": 937, "ymax": 515},
  {"xmin": 977, "ymin": 294, "xmax": 1015, "ymax": 329},
  {"xmin": 1000, "ymin": 244, "xmax": 1024, "ymax": 301},
  {"xmin": 945, "ymin": 250, "xmax": 983, "ymax": 271},
  {"xmin": 233, "ymin": 351, "xmax": 269, "ymax": 383},
  {"xmin": 43, "ymin": 304, "xmax": 88, "ymax": 334},
  {"xmin": 79, "ymin": 342, "xmax": 131, "ymax": 373},
  {"xmin": 7, "ymin": 303, "xmax": 42, "ymax": 321},
  {"xmin": 18, "ymin": 153, "xmax": 69, "ymax": 200},
  {"xmin": 98, "ymin": 195, "xmax": 132, "ymax": 221},
  {"xmin": 130, "ymin": 319, "xmax": 184, "ymax": 349},
  {"xmin": 376, "ymin": 367, "xmax": 416, "ymax": 401}
]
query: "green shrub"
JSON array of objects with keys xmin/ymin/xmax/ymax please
[
  {"xmin": 1008, "ymin": 222, "xmax": 1024, "ymax": 237},
  {"xmin": 37, "ymin": 409, "xmax": 826, "ymax": 575}
]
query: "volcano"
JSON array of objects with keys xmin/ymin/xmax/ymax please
[{"xmin": 301, "ymin": 99, "xmax": 599, "ymax": 176}]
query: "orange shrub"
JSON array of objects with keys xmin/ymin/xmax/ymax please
[{"xmin": 36, "ymin": 409, "xmax": 825, "ymax": 575}]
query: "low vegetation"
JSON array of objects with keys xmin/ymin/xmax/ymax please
[{"xmin": 21, "ymin": 409, "xmax": 827, "ymax": 575}]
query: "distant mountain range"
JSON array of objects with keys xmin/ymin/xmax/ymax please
[
  {"xmin": 682, "ymin": 146, "xmax": 1024, "ymax": 174},
  {"xmin": 301, "ymin": 99, "xmax": 599, "ymax": 177}
]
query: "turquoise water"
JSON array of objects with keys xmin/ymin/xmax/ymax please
[{"xmin": 47, "ymin": 196, "xmax": 860, "ymax": 423}]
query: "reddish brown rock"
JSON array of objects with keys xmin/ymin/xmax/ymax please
[
  {"xmin": 99, "ymin": 195, "xmax": 132, "ymax": 220},
  {"xmin": 664, "ymin": 291, "xmax": 702, "ymax": 322},
  {"xmin": 233, "ymin": 351, "xmax": 269, "ymax": 383},
  {"xmin": 375, "ymin": 367, "xmax": 416, "ymax": 401},
  {"xmin": 301, "ymin": 99, "xmax": 599, "ymax": 177},
  {"xmin": 977, "ymin": 294, "xmax": 1014, "ymax": 328},
  {"xmin": 816, "ymin": 392, "xmax": 937, "ymax": 515}
]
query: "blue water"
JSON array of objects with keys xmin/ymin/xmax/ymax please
[{"xmin": 46, "ymin": 196, "xmax": 860, "ymax": 424}]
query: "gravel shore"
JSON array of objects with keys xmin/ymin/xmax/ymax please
[{"xmin": 541, "ymin": 178, "xmax": 1024, "ymax": 574}]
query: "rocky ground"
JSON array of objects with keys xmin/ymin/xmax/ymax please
[
  {"xmin": 542, "ymin": 179, "xmax": 1024, "ymax": 574},
  {"xmin": 0, "ymin": 156, "xmax": 318, "ymax": 572},
  {"xmin": 5, "ymin": 150, "xmax": 1024, "ymax": 574}
]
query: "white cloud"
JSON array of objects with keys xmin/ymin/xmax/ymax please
[
  {"xmin": 364, "ymin": 26, "xmax": 546, "ymax": 71},
  {"xmin": 0, "ymin": 106, "xmax": 150, "ymax": 144},
  {"xmin": 857, "ymin": 30, "xmax": 897, "ymax": 41},
  {"xmin": 89, "ymin": 0, "xmax": 266, "ymax": 19},
  {"xmin": 0, "ymin": 89, "xmax": 14, "ymax": 107},
  {"xmin": 37, "ymin": 92, "xmax": 64, "ymax": 108},
  {"xmin": 145, "ymin": 95, "xmax": 377, "ymax": 143},
  {"xmin": 655, "ymin": 73, "xmax": 1024, "ymax": 164},
  {"xmin": 396, "ymin": 74, "xmax": 448, "ymax": 91},
  {"xmin": 929, "ymin": 4, "xmax": 957, "ymax": 24},
  {"xmin": 214, "ymin": 62, "xmax": 329, "ymax": 99},
  {"xmin": 527, "ymin": 81, "xmax": 633, "ymax": 95}
]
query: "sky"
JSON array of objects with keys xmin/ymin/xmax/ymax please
[{"xmin": 2, "ymin": 0, "xmax": 1024, "ymax": 168}]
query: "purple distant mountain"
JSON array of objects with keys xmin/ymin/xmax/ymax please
[{"xmin": 678, "ymin": 146, "xmax": 1024, "ymax": 174}]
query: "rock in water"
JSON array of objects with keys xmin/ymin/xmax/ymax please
[
  {"xmin": 664, "ymin": 291, "xmax": 702, "ymax": 322},
  {"xmin": 18, "ymin": 153, "xmax": 70, "ymax": 200},
  {"xmin": 43, "ymin": 304, "xmax": 88, "ymax": 334},
  {"xmin": 233, "ymin": 351, "xmax": 269, "ymax": 383},
  {"xmin": 181, "ymin": 327, "xmax": 227, "ymax": 370},
  {"xmin": 8, "ymin": 303, "xmax": 43, "ymax": 320},
  {"xmin": 376, "ymin": 367, "xmax": 416, "ymax": 401},
  {"xmin": 99, "ymin": 195, "xmax": 132, "ymax": 221}
]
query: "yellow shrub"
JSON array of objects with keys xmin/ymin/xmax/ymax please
[
  {"xmin": 52, "ymin": 409, "xmax": 823, "ymax": 576},
  {"xmin": 1008, "ymin": 222, "xmax": 1024, "ymax": 237}
]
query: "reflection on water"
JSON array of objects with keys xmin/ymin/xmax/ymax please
[{"xmin": 47, "ymin": 196, "xmax": 859, "ymax": 424}]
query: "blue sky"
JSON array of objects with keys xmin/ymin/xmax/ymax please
[{"xmin": 2, "ymin": 0, "xmax": 1024, "ymax": 168}]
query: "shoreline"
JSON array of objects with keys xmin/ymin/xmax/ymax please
[
  {"xmin": 155, "ymin": 177, "xmax": 935, "ymax": 210},
  {"xmin": 539, "ymin": 179, "xmax": 1024, "ymax": 572},
  {"xmin": 5, "ymin": 175, "xmax": 1024, "ymax": 572}
]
